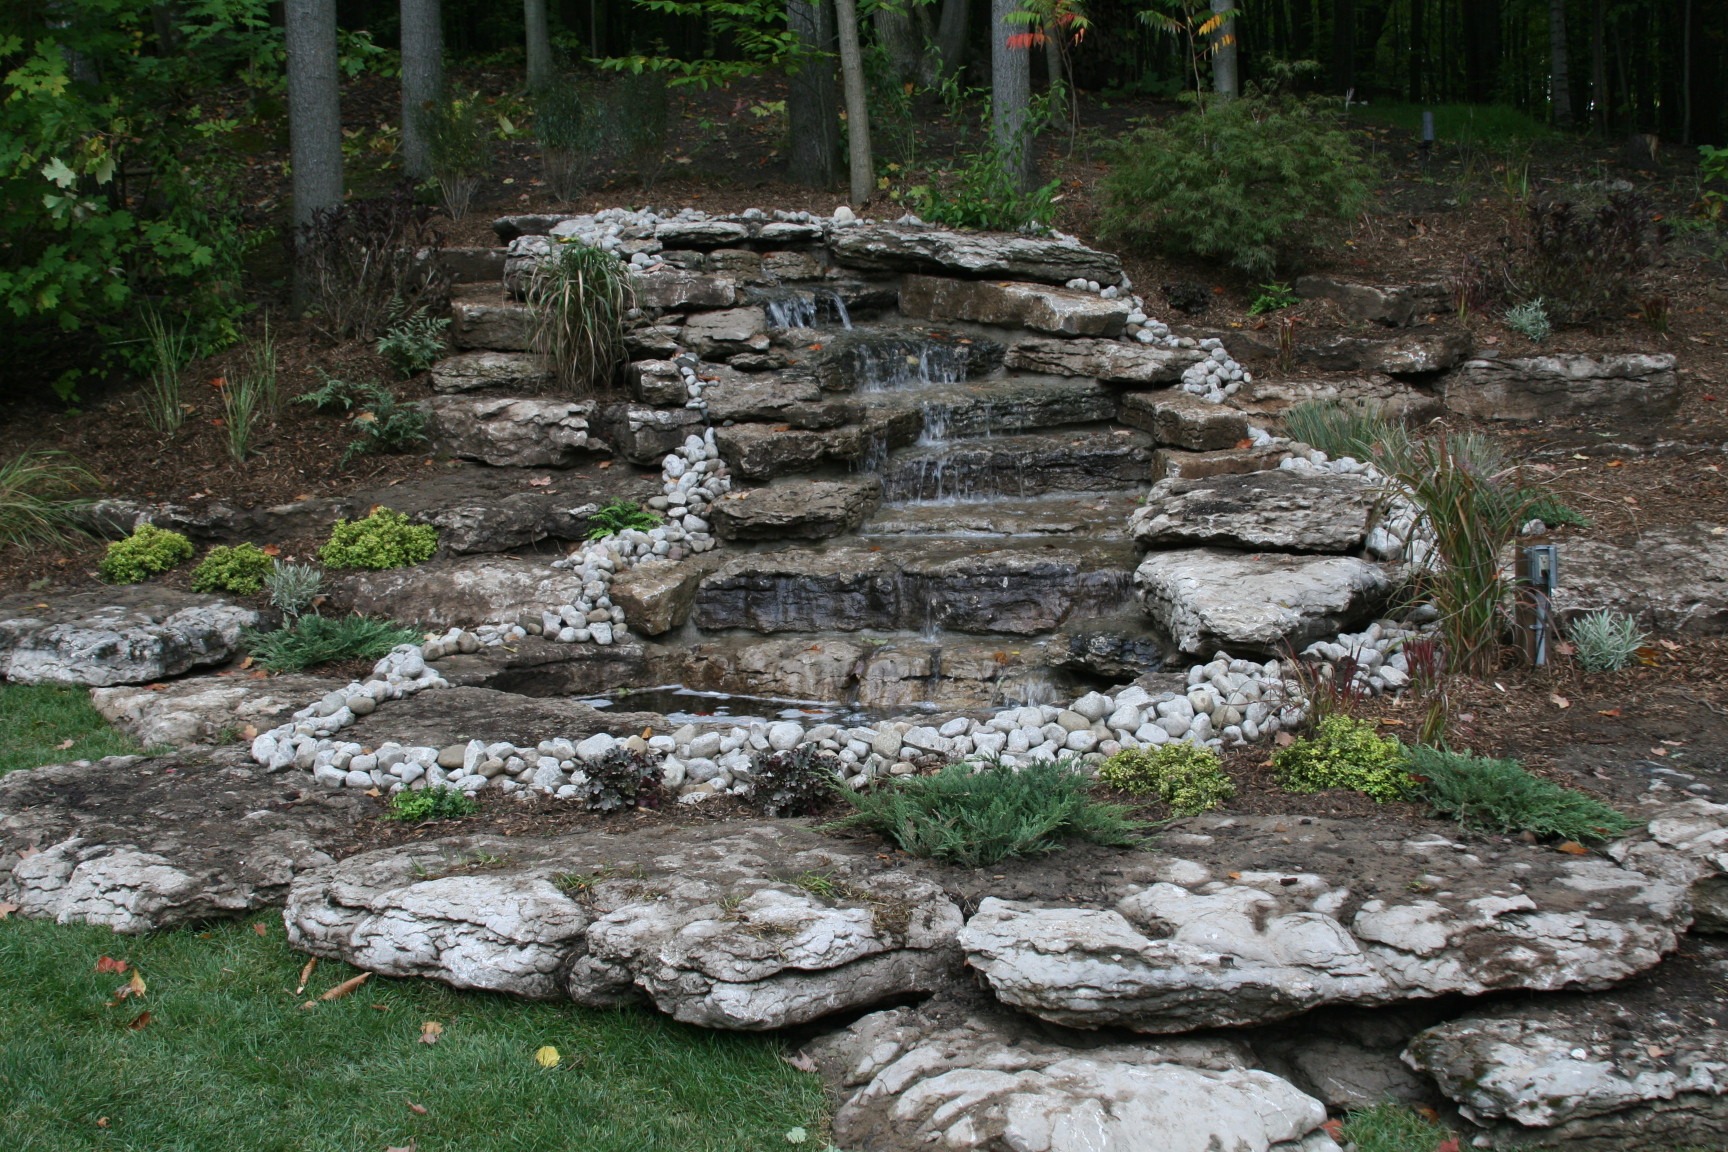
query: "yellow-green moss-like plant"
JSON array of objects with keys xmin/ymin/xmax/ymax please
[
  {"xmin": 99, "ymin": 524, "xmax": 194, "ymax": 584},
  {"xmin": 1273, "ymin": 714, "xmax": 1412, "ymax": 802},
  {"xmin": 318, "ymin": 508, "xmax": 437, "ymax": 570},
  {"xmin": 190, "ymin": 543, "xmax": 275, "ymax": 594},
  {"xmin": 1098, "ymin": 744, "xmax": 1235, "ymax": 816}
]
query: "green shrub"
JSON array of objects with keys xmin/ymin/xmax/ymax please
[
  {"xmin": 340, "ymin": 388, "xmax": 429, "ymax": 465},
  {"xmin": 375, "ymin": 304, "xmax": 449, "ymax": 377},
  {"xmin": 1098, "ymin": 745, "xmax": 1235, "ymax": 816},
  {"xmin": 386, "ymin": 785, "xmax": 478, "ymax": 821},
  {"xmin": 1273, "ymin": 715, "xmax": 1412, "ymax": 802},
  {"xmin": 1504, "ymin": 298, "xmax": 1552, "ymax": 341},
  {"xmin": 99, "ymin": 524, "xmax": 194, "ymax": 584},
  {"xmin": 425, "ymin": 91, "xmax": 491, "ymax": 220},
  {"xmin": 1102, "ymin": 95, "xmax": 1377, "ymax": 277},
  {"xmin": 1247, "ymin": 281, "xmax": 1300, "ymax": 315},
  {"xmin": 1408, "ymin": 744, "xmax": 1634, "ymax": 842},
  {"xmin": 318, "ymin": 508, "xmax": 438, "ymax": 570},
  {"xmin": 190, "ymin": 544, "xmax": 275, "ymax": 595},
  {"xmin": 825, "ymin": 757, "xmax": 1147, "ymax": 867},
  {"xmin": 1567, "ymin": 609, "xmax": 1647, "ymax": 672},
  {"xmin": 0, "ymin": 451, "xmax": 93, "ymax": 552},
  {"xmin": 243, "ymin": 615, "xmax": 421, "ymax": 673},
  {"xmin": 585, "ymin": 499, "xmax": 663, "ymax": 541},
  {"xmin": 265, "ymin": 560, "xmax": 324, "ymax": 621},
  {"xmin": 746, "ymin": 745, "xmax": 843, "ymax": 818}
]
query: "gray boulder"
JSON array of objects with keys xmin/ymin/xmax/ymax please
[
  {"xmin": 1130, "ymin": 471, "xmax": 1377, "ymax": 554},
  {"xmin": 1442, "ymin": 353, "xmax": 1680, "ymax": 424},
  {"xmin": 682, "ymin": 306, "xmax": 771, "ymax": 359},
  {"xmin": 426, "ymin": 395, "xmax": 598, "ymax": 468},
  {"xmin": 1006, "ymin": 339, "xmax": 1201, "ymax": 386},
  {"xmin": 451, "ymin": 291, "xmax": 532, "ymax": 351},
  {"xmin": 710, "ymin": 478, "xmax": 881, "ymax": 541},
  {"xmin": 339, "ymin": 555, "xmax": 588, "ymax": 631},
  {"xmin": 1119, "ymin": 390, "xmax": 1249, "ymax": 450},
  {"xmin": 830, "ymin": 224, "xmax": 1121, "ymax": 285},
  {"xmin": 0, "ymin": 589, "xmax": 259, "ymax": 686},
  {"xmin": 91, "ymin": 673, "xmax": 343, "ymax": 748},
  {"xmin": 284, "ymin": 823, "xmax": 963, "ymax": 1029},
  {"xmin": 1293, "ymin": 276, "xmax": 1449, "ymax": 326},
  {"xmin": 1134, "ymin": 549, "xmax": 1391, "ymax": 652},
  {"xmin": 430, "ymin": 351, "xmax": 554, "ymax": 394},
  {"xmin": 1550, "ymin": 524, "xmax": 1728, "ymax": 634},
  {"xmin": 899, "ymin": 275, "xmax": 1132, "ymax": 337}
]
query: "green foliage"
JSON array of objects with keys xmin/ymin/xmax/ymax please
[
  {"xmin": 1273, "ymin": 715, "xmax": 1412, "ymax": 802},
  {"xmin": 1408, "ymin": 744, "xmax": 1635, "ymax": 843},
  {"xmin": 0, "ymin": 451, "xmax": 93, "ymax": 552},
  {"xmin": 189, "ymin": 543, "xmax": 274, "ymax": 595},
  {"xmin": 1339, "ymin": 1102, "xmax": 1454, "ymax": 1152},
  {"xmin": 318, "ymin": 508, "xmax": 438, "ymax": 570},
  {"xmin": 215, "ymin": 372, "xmax": 265, "ymax": 462},
  {"xmin": 596, "ymin": 1, "xmax": 800, "ymax": 89},
  {"xmin": 1280, "ymin": 400, "xmax": 1409, "ymax": 462},
  {"xmin": 1700, "ymin": 144, "xmax": 1728, "ymax": 222},
  {"xmin": 1351, "ymin": 101, "xmax": 1554, "ymax": 147},
  {"xmin": 1567, "ymin": 609, "xmax": 1647, "ymax": 673},
  {"xmin": 1522, "ymin": 491, "xmax": 1588, "ymax": 529},
  {"xmin": 908, "ymin": 81, "xmax": 1062, "ymax": 233},
  {"xmin": 243, "ymin": 614, "xmax": 420, "ymax": 673},
  {"xmin": 586, "ymin": 499, "xmax": 663, "ymax": 540},
  {"xmin": 827, "ymin": 757, "xmax": 1147, "ymax": 867},
  {"xmin": 745, "ymin": 745, "xmax": 842, "ymax": 818},
  {"xmin": 375, "ymin": 304, "xmax": 449, "ymax": 377},
  {"xmin": 528, "ymin": 241, "xmax": 634, "ymax": 395},
  {"xmin": 1247, "ymin": 281, "xmax": 1300, "ymax": 315},
  {"xmin": 534, "ymin": 80, "xmax": 598, "ymax": 200},
  {"xmin": 386, "ymin": 785, "xmax": 479, "ymax": 822},
  {"xmin": 1517, "ymin": 190, "xmax": 1660, "ymax": 327},
  {"xmin": 1504, "ymin": 297, "xmax": 1552, "ymax": 341},
  {"xmin": 580, "ymin": 748, "xmax": 666, "ymax": 814},
  {"xmin": 425, "ymin": 91, "xmax": 491, "ymax": 219},
  {"xmin": 99, "ymin": 524, "xmax": 193, "ymax": 584},
  {"xmin": 340, "ymin": 388, "xmax": 429, "ymax": 465},
  {"xmin": 138, "ymin": 307, "xmax": 192, "ymax": 434},
  {"xmin": 1102, "ymin": 94, "xmax": 1376, "ymax": 277},
  {"xmin": 294, "ymin": 371, "xmax": 370, "ymax": 413},
  {"xmin": 1098, "ymin": 744, "xmax": 1234, "ymax": 815},
  {"xmin": 0, "ymin": 682, "xmax": 143, "ymax": 777},
  {"xmin": 265, "ymin": 559, "xmax": 324, "ymax": 621}
]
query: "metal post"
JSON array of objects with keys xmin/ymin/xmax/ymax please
[{"xmin": 1519, "ymin": 545, "xmax": 1559, "ymax": 666}]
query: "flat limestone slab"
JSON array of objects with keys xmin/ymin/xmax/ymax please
[
  {"xmin": 830, "ymin": 223, "xmax": 1122, "ymax": 285},
  {"xmin": 1118, "ymin": 390, "xmax": 1249, "ymax": 450},
  {"xmin": 1134, "ymin": 549, "xmax": 1391, "ymax": 653},
  {"xmin": 1130, "ymin": 471, "xmax": 1377, "ymax": 554},
  {"xmin": 92, "ymin": 672, "xmax": 345, "ymax": 748},
  {"xmin": 710, "ymin": 478, "xmax": 881, "ymax": 541},
  {"xmin": 899, "ymin": 274, "xmax": 1132, "ymax": 336},
  {"xmin": 1441, "ymin": 353, "xmax": 1680, "ymax": 424},
  {"xmin": 284, "ymin": 823, "xmax": 963, "ymax": 1030},
  {"xmin": 0, "ymin": 588, "xmax": 259, "ymax": 687}
]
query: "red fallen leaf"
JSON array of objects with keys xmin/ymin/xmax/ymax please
[
  {"xmin": 1435, "ymin": 1140, "xmax": 1461, "ymax": 1152},
  {"xmin": 806, "ymin": 343, "xmax": 823, "ymax": 352},
  {"xmin": 1557, "ymin": 841, "xmax": 1589, "ymax": 855},
  {"xmin": 261, "ymin": 543, "xmax": 281, "ymax": 557},
  {"xmin": 1597, "ymin": 708, "xmax": 1623, "ymax": 718},
  {"xmin": 1606, "ymin": 459, "xmax": 1625, "ymax": 468},
  {"xmin": 249, "ymin": 670, "xmax": 269, "ymax": 680},
  {"xmin": 126, "ymin": 1010, "xmax": 151, "ymax": 1030},
  {"xmin": 1414, "ymin": 1106, "xmax": 1441, "ymax": 1121},
  {"xmin": 1704, "ymin": 394, "xmax": 1718, "ymax": 402},
  {"xmin": 96, "ymin": 956, "xmax": 129, "ymax": 974},
  {"xmin": 253, "ymin": 923, "xmax": 268, "ymax": 937},
  {"xmin": 1319, "ymin": 1119, "xmax": 1344, "ymax": 1138},
  {"xmin": 209, "ymin": 376, "xmax": 228, "ymax": 389},
  {"xmin": 1235, "ymin": 438, "xmax": 1254, "ymax": 449}
]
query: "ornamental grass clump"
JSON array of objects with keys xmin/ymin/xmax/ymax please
[
  {"xmin": 527, "ymin": 240, "xmax": 633, "ymax": 396},
  {"xmin": 1407, "ymin": 744, "xmax": 1634, "ymax": 843},
  {"xmin": 1098, "ymin": 745, "xmax": 1235, "ymax": 816},
  {"xmin": 826, "ymin": 756, "xmax": 1147, "ymax": 867},
  {"xmin": 99, "ymin": 524, "xmax": 193, "ymax": 584},
  {"xmin": 190, "ymin": 543, "xmax": 275, "ymax": 594},
  {"xmin": 0, "ymin": 451, "xmax": 94, "ymax": 552},
  {"xmin": 1273, "ymin": 715, "xmax": 1413, "ymax": 802},
  {"xmin": 318, "ymin": 508, "xmax": 437, "ymax": 570},
  {"xmin": 243, "ymin": 615, "xmax": 420, "ymax": 673}
]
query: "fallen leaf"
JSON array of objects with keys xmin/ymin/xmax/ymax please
[
  {"xmin": 319, "ymin": 972, "xmax": 371, "ymax": 1001},
  {"xmin": 1648, "ymin": 1044, "xmax": 1667, "ymax": 1058},
  {"xmin": 1660, "ymin": 639, "xmax": 1682, "ymax": 651},
  {"xmin": 249, "ymin": 670, "xmax": 269, "ymax": 680},
  {"xmin": 534, "ymin": 1045, "xmax": 561, "ymax": 1068},
  {"xmin": 406, "ymin": 1100, "xmax": 428, "ymax": 1116},
  {"xmin": 1414, "ymin": 1105, "xmax": 1440, "ymax": 1121},
  {"xmin": 261, "ymin": 543, "xmax": 281, "ymax": 557},
  {"xmin": 1227, "ymin": 871, "xmax": 1242, "ymax": 880},
  {"xmin": 1550, "ymin": 694, "xmax": 1570, "ymax": 709},
  {"xmin": 527, "ymin": 476, "xmax": 552, "ymax": 487},
  {"xmin": 785, "ymin": 1127, "xmax": 808, "ymax": 1145},
  {"xmin": 241, "ymin": 723, "xmax": 258, "ymax": 740},
  {"xmin": 1435, "ymin": 1140, "xmax": 1460, "ymax": 1152},
  {"xmin": 1606, "ymin": 459, "xmax": 1625, "ymax": 468},
  {"xmin": 386, "ymin": 1145, "xmax": 416, "ymax": 1152},
  {"xmin": 1273, "ymin": 730, "xmax": 1295, "ymax": 747},
  {"xmin": 0, "ymin": 901, "xmax": 17, "ymax": 920},
  {"xmin": 126, "ymin": 1011, "xmax": 151, "ymax": 1030},
  {"xmin": 419, "ymin": 1021, "xmax": 444, "ymax": 1045},
  {"xmin": 1320, "ymin": 1119, "xmax": 1344, "ymax": 1139},
  {"xmin": 1597, "ymin": 708, "xmax": 1623, "ymax": 718},
  {"xmin": 127, "ymin": 971, "xmax": 147, "ymax": 998},
  {"xmin": 96, "ymin": 955, "xmax": 129, "ymax": 975},
  {"xmin": 296, "ymin": 957, "xmax": 317, "ymax": 994},
  {"xmin": 96, "ymin": 1118, "xmax": 108, "ymax": 1128},
  {"xmin": 254, "ymin": 923, "xmax": 268, "ymax": 937},
  {"xmin": 364, "ymin": 787, "xmax": 383, "ymax": 798},
  {"xmin": 1557, "ymin": 841, "xmax": 1589, "ymax": 855},
  {"xmin": 782, "ymin": 1051, "xmax": 818, "ymax": 1073},
  {"xmin": 56, "ymin": 738, "xmax": 75, "ymax": 750},
  {"xmin": 1651, "ymin": 747, "xmax": 1669, "ymax": 757}
]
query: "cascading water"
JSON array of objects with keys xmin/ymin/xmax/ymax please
[
  {"xmin": 763, "ymin": 289, "xmax": 853, "ymax": 331},
  {"xmin": 852, "ymin": 338, "xmax": 971, "ymax": 393}
]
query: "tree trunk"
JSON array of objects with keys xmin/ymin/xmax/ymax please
[
  {"xmin": 399, "ymin": 0, "xmax": 443, "ymax": 180},
  {"xmin": 1681, "ymin": 0, "xmax": 1692, "ymax": 143},
  {"xmin": 1332, "ymin": 0, "xmax": 1356, "ymax": 94},
  {"xmin": 1589, "ymin": 0, "xmax": 1607, "ymax": 133},
  {"xmin": 524, "ymin": 0, "xmax": 554, "ymax": 91},
  {"xmin": 872, "ymin": 3, "xmax": 926, "ymax": 86},
  {"xmin": 935, "ymin": 0, "xmax": 970, "ymax": 77},
  {"xmin": 833, "ymin": 0, "xmax": 873, "ymax": 206},
  {"xmin": 787, "ymin": 0, "xmax": 840, "ymax": 188},
  {"xmin": 285, "ymin": 0, "xmax": 343, "ymax": 242},
  {"xmin": 990, "ymin": 0, "xmax": 1031, "ymax": 189},
  {"xmin": 1408, "ymin": 0, "xmax": 1424, "ymax": 102},
  {"xmin": 1211, "ymin": 0, "xmax": 1239, "ymax": 100},
  {"xmin": 1548, "ymin": 0, "xmax": 1571, "ymax": 127}
]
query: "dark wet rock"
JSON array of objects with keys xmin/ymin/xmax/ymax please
[
  {"xmin": 1247, "ymin": 1005, "xmax": 1448, "ymax": 1111},
  {"xmin": 1442, "ymin": 353, "xmax": 1680, "ymax": 423},
  {"xmin": 879, "ymin": 431, "xmax": 1156, "ymax": 502},
  {"xmin": 284, "ymin": 822, "xmax": 963, "ymax": 1029},
  {"xmin": 1134, "ymin": 549, "xmax": 1392, "ymax": 652},
  {"xmin": 1118, "ymin": 390, "xmax": 1249, "ymax": 451},
  {"xmin": 0, "ymin": 748, "xmax": 367, "ymax": 932},
  {"xmin": 711, "ymin": 478, "xmax": 881, "ymax": 541},
  {"xmin": 0, "ymin": 589, "xmax": 259, "ymax": 687},
  {"xmin": 1130, "ymin": 471, "xmax": 1377, "ymax": 554},
  {"xmin": 1047, "ymin": 627, "xmax": 1169, "ymax": 681},
  {"xmin": 803, "ymin": 329, "xmax": 1005, "ymax": 392},
  {"xmin": 829, "ymin": 224, "xmax": 1122, "ymax": 285}
]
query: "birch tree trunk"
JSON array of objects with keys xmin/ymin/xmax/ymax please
[
  {"xmin": 399, "ymin": 0, "xmax": 443, "ymax": 180},
  {"xmin": 834, "ymin": 0, "xmax": 873, "ymax": 206},
  {"xmin": 285, "ymin": 0, "xmax": 343, "ymax": 241},
  {"xmin": 990, "ymin": 0, "xmax": 1031, "ymax": 190},
  {"xmin": 524, "ymin": 0, "xmax": 554, "ymax": 92},
  {"xmin": 1210, "ymin": 0, "xmax": 1238, "ymax": 100},
  {"xmin": 787, "ymin": 0, "xmax": 841, "ymax": 188}
]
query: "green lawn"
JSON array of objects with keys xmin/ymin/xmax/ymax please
[
  {"xmin": 0, "ymin": 683, "xmax": 830, "ymax": 1151},
  {"xmin": 0, "ymin": 683, "xmax": 143, "ymax": 777}
]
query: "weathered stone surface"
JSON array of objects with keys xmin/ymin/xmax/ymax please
[
  {"xmin": 711, "ymin": 478, "xmax": 881, "ymax": 541},
  {"xmin": 830, "ymin": 224, "xmax": 1122, "ymax": 285},
  {"xmin": 1442, "ymin": 353, "xmax": 1680, "ymax": 423},
  {"xmin": 959, "ymin": 833, "xmax": 1686, "ymax": 1032},
  {"xmin": 806, "ymin": 330, "xmax": 1005, "ymax": 392},
  {"xmin": 653, "ymin": 218, "xmax": 753, "ymax": 248},
  {"xmin": 809, "ymin": 1007, "xmax": 1340, "ymax": 1152},
  {"xmin": 284, "ymin": 823, "xmax": 963, "ymax": 1029},
  {"xmin": 339, "ymin": 556, "xmax": 588, "ymax": 631},
  {"xmin": 0, "ymin": 748, "xmax": 366, "ymax": 932},
  {"xmin": 627, "ymin": 359, "xmax": 690, "ymax": 406},
  {"xmin": 682, "ymin": 306, "xmax": 771, "ymax": 358},
  {"xmin": 1006, "ymin": 338, "xmax": 1201, "ymax": 385},
  {"xmin": 625, "ymin": 322, "xmax": 683, "ymax": 359},
  {"xmin": 0, "ymin": 589, "xmax": 260, "ymax": 687},
  {"xmin": 1249, "ymin": 1006, "xmax": 1446, "ymax": 1111},
  {"xmin": 713, "ymin": 423, "xmax": 871, "ymax": 479},
  {"xmin": 1151, "ymin": 445, "xmax": 1292, "ymax": 480},
  {"xmin": 630, "ymin": 268, "xmax": 737, "ymax": 310},
  {"xmin": 1405, "ymin": 941, "xmax": 1728, "ymax": 1149},
  {"xmin": 702, "ymin": 375, "xmax": 858, "ymax": 429},
  {"xmin": 451, "ymin": 291, "xmax": 532, "ymax": 351},
  {"xmin": 1550, "ymin": 524, "xmax": 1728, "ymax": 634},
  {"xmin": 370, "ymin": 466, "xmax": 650, "ymax": 556},
  {"xmin": 338, "ymin": 685, "xmax": 662, "ymax": 750},
  {"xmin": 863, "ymin": 375, "xmax": 1119, "ymax": 439},
  {"xmin": 426, "ymin": 395, "xmax": 597, "ymax": 467},
  {"xmin": 431, "ymin": 639, "xmax": 650, "ymax": 699},
  {"xmin": 442, "ymin": 246, "xmax": 507, "ymax": 284},
  {"xmin": 1374, "ymin": 330, "xmax": 1474, "ymax": 375},
  {"xmin": 609, "ymin": 560, "xmax": 706, "ymax": 636},
  {"xmin": 899, "ymin": 274, "xmax": 1132, "ymax": 336},
  {"xmin": 695, "ymin": 542, "xmax": 1135, "ymax": 635},
  {"xmin": 1134, "ymin": 549, "xmax": 1392, "ymax": 652},
  {"xmin": 1046, "ymin": 627, "xmax": 1168, "ymax": 680},
  {"xmin": 1119, "ymin": 390, "xmax": 1249, "ymax": 451},
  {"xmin": 492, "ymin": 213, "xmax": 577, "ymax": 243},
  {"xmin": 92, "ymin": 673, "xmax": 343, "ymax": 748},
  {"xmin": 879, "ymin": 431, "xmax": 1156, "ymax": 502},
  {"xmin": 1131, "ymin": 471, "xmax": 1376, "ymax": 554},
  {"xmin": 594, "ymin": 403, "xmax": 706, "ymax": 465},
  {"xmin": 1240, "ymin": 376, "xmax": 1444, "ymax": 424},
  {"xmin": 430, "ymin": 351, "xmax": 554, "ymax": 394},
  {"xmin": 1293, "ymin": 276, "xmax": 1449, "ymax": 326}
]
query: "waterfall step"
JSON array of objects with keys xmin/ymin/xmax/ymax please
[
  {"xmin": 857, "ymin": 374, "xmax": 1120, "ymax": 439},
  {"xmin": 876, "ymin": 429, "xmax": 1157, "ymax": 502},
  {"xmin": 862, "ymin": 490, "xmax": 1142, "ymax": 539}
]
